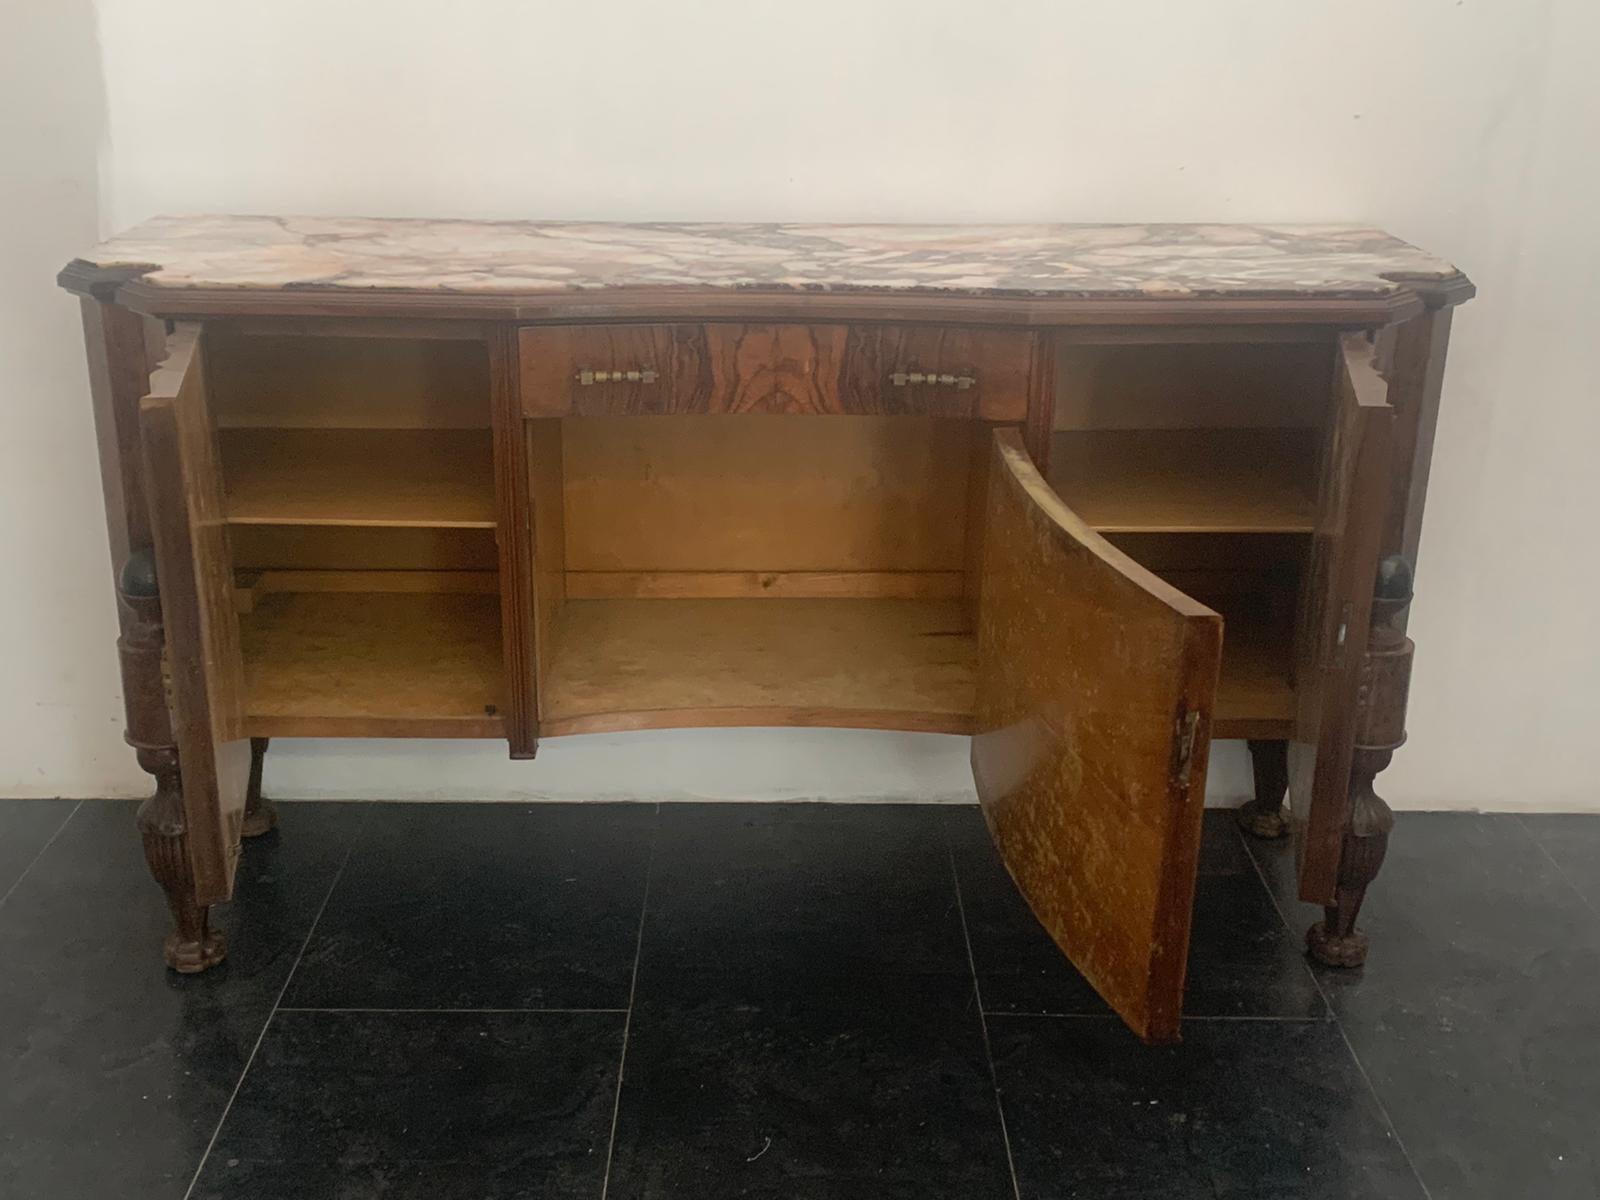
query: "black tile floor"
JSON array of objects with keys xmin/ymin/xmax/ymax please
[{"xmin": 1, "ymin": 801, "xmax": 1597, "ymax": 1198}]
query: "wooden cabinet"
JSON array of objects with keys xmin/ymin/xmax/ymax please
[{"xmin": 58, "ymin": 217, "xmax": 1472, "ymax": 1041}]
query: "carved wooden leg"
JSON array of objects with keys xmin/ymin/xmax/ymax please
[
  {"xmin": 1238, "ymin": 739, "xmax": 1290, "ymax": 839},
  {"xmin": 1307, "ymin": 555, "xmax": 1414, "ymax": 969},
  {"xmin": 119, "ymin": 549, "xmax": 225, "ymax": 973},
  {"xmin": 242, "ymin": 737, "xmax": 278, "ymax": 838},
  {"xmin": 1307, "ymin": 747, "xmax": 1394, "ymax": 967},
  {"xmin": 136, "ymin": 747, "xmax": 225, "ymax": 973}
]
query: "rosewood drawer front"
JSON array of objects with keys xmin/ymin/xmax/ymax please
[{"xmin": 519, "ymin": 323, "xmax": 1036, "ymax": 419}]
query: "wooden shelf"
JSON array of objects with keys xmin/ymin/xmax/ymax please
[
  {"xmin": 540, "ymin": 598, "xmax": 976, "ymax": 735},
  {"xmin": 1214, "ymin": 605, "xmax": 1295, "ymax": 740},
  {"xmin": 240, "ymin": 591, "xmax": 504, "ymax": 737},
  {"xmin": 536, "ymin": 594, "xmax": 1288, "ymax": 740},
  {"xmin": 221, "ymin": 428, "xmax": 495, "ymax": 528},
  {"xmin": 1048, "ymin": 428, "xmax": 1318, "ymax": 534}
]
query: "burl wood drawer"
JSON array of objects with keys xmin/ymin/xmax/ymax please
[{"xmin": 519, "ymin": 323, "xmax": 1036, "ymax": 419}]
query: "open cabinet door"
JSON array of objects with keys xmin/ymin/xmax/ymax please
[
  {"xmin": 971, "ymin": 429, "xmax": 1222, "ymax": 1044},
  {"xmin": 140, "ymin": 323, "xmax": 252, "ymax": 906},
  {"xmin": 1289, "ymin": 333, "xmax": 1396, "ymax": 903}
]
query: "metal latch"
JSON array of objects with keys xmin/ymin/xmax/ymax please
[
  {"xmin": 889, "ymin": 370, "xmax": 976, "ymax": 390},
  {"xmin": 576, "ymin": 367, "xmax": 658, "ymax": 386},
  {"xmin": 1171, "ymin": 706, "xmax": 1201, "ymax": 783}
]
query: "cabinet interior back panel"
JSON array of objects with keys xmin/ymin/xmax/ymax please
[
  {"xmin": 207, "ymin": 334, "xmax": 490, "ymax": 429},
  {"xmin": 1054, "ymin": 342, "xmax": 1333, "ymax": 431},
  {"xmin": 561, "ymin": 416, "xmax": 973, "ymax": 573}
]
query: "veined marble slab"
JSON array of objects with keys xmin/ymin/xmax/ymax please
[{"xmin": 74, "ymin": 215, "xmax": 1463, "ymax": 299}]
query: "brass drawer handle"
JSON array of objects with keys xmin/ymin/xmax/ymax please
[
  {"xmin": 889, "ymin": 370, "xmax": 976, "ymax": 390},
  {"xmin": 576, "ymin": 367, "xmax": 658, "ymax": 386}
]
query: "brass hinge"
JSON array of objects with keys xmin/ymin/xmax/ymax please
[
  {"xmin": 576, "ymin": 367, "xmax": 657, "ymax": 386},
  {"xmin": 889, "ymin": 370, "xmax": 976, "ymax": 390},
  {"xmin": 1171, "ymin": 705, "xmax": 1201, "ymax": 784}
]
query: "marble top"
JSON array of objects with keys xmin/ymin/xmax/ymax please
[{"xmin": 74, "ymin": 215, "xmax": 1464, "ymax": 300}]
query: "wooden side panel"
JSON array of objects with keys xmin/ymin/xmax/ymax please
[
  {"xmin": 972, "ymin": 429, "xmax": 1221, "ymax": 1044},
  {"xmin": 562, "ymin": 416, "xmax": 972, "ymax": 573},
  {"xmin": 528, "ymin": 418, "xmax": 567, "ymax": 725},
  {"xmin": 1289, "ymin": 333, "xmax": 1395, "ymax": 903},
  {"xmin": 489, "ymin": 326, "xmax": 536, "ymax": 755},
  {"xmin": 1382, "ymin": 307, "xmax": 1455, "ymax": 574},
  {"xmin": 139, "ymin": 324, "xmax": 252, "ymax": 904}
]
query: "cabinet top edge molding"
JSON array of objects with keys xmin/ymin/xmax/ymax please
[{"xmin": 58, "ymin": 216, "xmax": 1474, "ymax": 323}]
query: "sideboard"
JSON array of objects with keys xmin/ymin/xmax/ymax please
[{"xmin": 57, "ymin": 218, "xmax": 1472, "ymax": 1043}]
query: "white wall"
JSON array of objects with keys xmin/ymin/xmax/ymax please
[
  {"xmin": 0, "ymin": 1, "xmax": 138, "ymax": 796},
  {"xmin": 2, "ymin": 0, "xmax": 1595, "ymax": 808}
]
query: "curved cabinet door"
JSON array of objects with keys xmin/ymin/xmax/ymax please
[
  {"xmin": 1289, "ymin": 333, "xmax": 1396, "ymax": 903},
  {"xmin": 971, "ymin": 429, "xmax": 1222, "ymax": 1044},
  {"xmin": 140, "ymin": 323, "xmax": 252, "ymax": 905}
]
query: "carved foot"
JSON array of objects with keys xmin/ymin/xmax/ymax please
[
  {"xmin": 1307, "ymin": 916, "xmax": 1369, "ymax": 968},
  {"xmin": 164, "ymin": 917, "xmax": 226, "ymax": 974},
  {"xmin": 1237, "ymin": 739, "xmax": 1290, "ymax": 839},
  {"xmin": 241, "ymin": 737, "xmax": 278, "ymax": 838},
  {"xmin": 136, "ymin": 747, "xmax": 227, "ymax": 974}
]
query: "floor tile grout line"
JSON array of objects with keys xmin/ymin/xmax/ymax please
[
  {"xmin": 0, "ymin": 799, "xmax": 83, "ymax": 912},
  {"xmin": 599, "ymin": 840, "xmax": 655, "ymax": 1200},
  {"xmin": 980, "ymin": 1010, "xmax": 1333, "ymax": 1023},
  {"xmin": 1237, "ymin": 823, "xmax": 1436, "ymax": 1200},
  {"xmin": 274, "ymin": 1006, "xmax": 631, "ymax": 1015},
  {"xmin": 947, "ymin": 842, "xmax": 1023, "ymax": 1200},
  {"xmin": 181, "ymin": 828, "xmax": 359, "ymax": 1200},
  {"xmin": 1513, "ymin": 813, "xmax": 1600, "ymax": 922}
]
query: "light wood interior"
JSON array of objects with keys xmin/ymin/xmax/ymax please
[
  {"xmin": 1038, "ymin": 341, "xmax": 1326, "ymax": 737},
  {"xmin": 240, "ymin": 591, "xmax": 503, "ymax": 737},
  {"xmin": 206, "ymin": 332, "xmax": 505, "ymax": 736},
  {"xmin": 1106, "ymin": 533, "xmax": 1301, "ymax": 740},
  {"xmin": 540, "ymin": 598, "xmax": 975, "ymax": 735},
  {"xmin": 1053, "ymin": 342, "xmax": 1331, "ymax": 431},
  {"xmin": 1211, "ymin": 601, "xmax": 1296, "ymax": 740},
  {"xmin": 208, "ymin": 333, "xmax": 490, "ymax": 429},
  {"xmin": 202, "ymin": 332, "xmax": 1317, "ymax": 742},
  {"xmin": 1047, "ymin": 428, "xmax": 1317, "ymax": 534},
  {"xmin": 561, "ymin": 416, "xmax": 972, "ymax": 574},
  {"xmin": 221, "ymin": 429, "xmax": 495, "ymax": 528}
]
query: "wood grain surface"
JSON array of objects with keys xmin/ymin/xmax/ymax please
[
  {"xmin": 1047, "ymin": 428, "xmax": 1318, "ymax": 534},
  {"xmin": 970, "ymin": 428, "xmax": 1221, "ymax": 1043},
  {"xmin": 239, "ymin": 591, "xmax": 504, "ymax": 738},
  {"xmin": 138, "ymin": 325, "xmax": 252, "ymax": 904},
  {"xmin": 220, "ymin": 429, "xmax": 495, "ymax": 528},
  {"xmin": 1290, "ymin": 334, "xmax": 1395, "ymax": 904},
  {"xmin": 520, "ymin": 323, "xmax": 1035, "ymax": 418},
  {"xmin": 561, "ymin": 416, "xmax": 973, "ymax": 573},
  {"xmin": 538, "ymin": 598, "xmax": 975, "ymax": 735}
]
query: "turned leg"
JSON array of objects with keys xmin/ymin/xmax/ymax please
[
  {"xmin": 1307, "ymin": 556, "xmax": 1413, "ymax": 969},
  {"xmin": 1237, "ymin": 739, "xmax": 1290, "ymax": 839},
  {"xmin": 1307, "ymin": 747, "xmax": 1394, "ymax": 967},
  {"xmin": 136, "ymin": 746, "xmax": 225, "ymax": 973},
  {"xmin": 242, "ymin": 737, "xmax": 278, "ymax": 838},
  {"xmin": 119, "ymin": 550, "xmax": 225, "ymax": 973}
]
